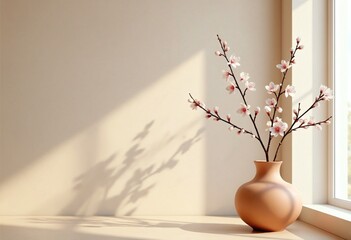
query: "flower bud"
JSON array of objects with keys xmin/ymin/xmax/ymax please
[
  {"xmin": 228, "ymin": 126, "xmax": 234, "ymax": 131},
  {"xmin": 277, "ymin": 107, "xmax": 283, "ymax": 113},
  {"xmin": 214, "ymin": 106, "xmax": 219, "ymax": 114},
  {"xmin": 226, "ymin": 114, "xmax": 231, "ymax": 122},
  {"xmin": 255, "ymin": 107, "xmax": 260, "ymax": 115},
  {"xmin": 296, "ymin": 37, "xmax": 301, "ymax": 43},
  {"xmin": 298, "ymin": 45, "xmax": 304, "ymax": 50},
  {"xmin": 215, "ymin": 51, "xmax": 222, "ymax": 56}
]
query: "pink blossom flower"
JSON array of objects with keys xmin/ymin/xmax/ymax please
[
  {"xmin": 265, "ymin": 98, "xmax": 277, "ymax": 108},
  {"xmin": 222, "ymin": 70, "xmax": 231, "ymax": 80},
  {"xmin": 269, "ymin": 117, "xmax": 288, "ymax": 137},
  {"xmin": 189, "ymin": 99, "xmax": 201, "ymax": 110},
  {"xmin": 265, "ymin": 82, "xmax": 279, "ymax": 94},
  {"xmin": 240, "ymin": 72, "xmax": 250, "ymax": 82},
  {"xmin": 319, "ymin": 85, "xmax": 333, "ymax": 101},
  {"xmin": 276, "ymin": 60, "xmax": 292, "ymax": 72},
  {"xmin": 245, "ymin": 81, "xmax": 256, "ymax": 91},
  {"xmin": 228, "ymin": 55, "xmax": 240, "ymax": 68},
  {"xmin": 226, "ymin": 82, "xmax": 235, "ymax": 94},
  {"xmin": 285, "ymin": 85, "xmax": 296, "ymax": 97},
  {"xmin": 237, "ymin": 103, "xmax": 250, "ymax": 117}
]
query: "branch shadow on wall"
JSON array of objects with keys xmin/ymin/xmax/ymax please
[{"xmin": 59, "ymin": 121, "xmax": 204, "ymax": 216}]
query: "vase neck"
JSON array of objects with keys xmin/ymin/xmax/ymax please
[{"xmin": 253, "ymin": 161, "xmax": 282, "ymax": 181}]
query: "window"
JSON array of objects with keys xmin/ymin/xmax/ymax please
[{"xmin": 330, "ymin": 0, "xmax": 351, "ymax": 209}]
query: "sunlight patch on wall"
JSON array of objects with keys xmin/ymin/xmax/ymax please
[{"xmin": 0, "ymin": 51, "xmax": 208, "ymax": 215}]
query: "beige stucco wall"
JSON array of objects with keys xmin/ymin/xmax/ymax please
[{"xmin": 0, "ymin": 0, "xmax": 281, "ymax": 215}]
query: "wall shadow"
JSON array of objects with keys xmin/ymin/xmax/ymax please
[{"xmin": 59, "ymin": 122, "xmax": 204, "ymax": 215}]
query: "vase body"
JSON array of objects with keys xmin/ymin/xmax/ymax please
[{"xmin": 235, "ymin": 160, "xmax": 302, "ymax": 232}]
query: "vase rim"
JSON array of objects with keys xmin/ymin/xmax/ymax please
[{"xmin": 254, "ymin": 160, "xmax": 282, "ymax": 164}]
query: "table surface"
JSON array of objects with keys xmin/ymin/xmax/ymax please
[{"xmin": 0, "ymin": 216, "xmax": 344, "ymax": 240}]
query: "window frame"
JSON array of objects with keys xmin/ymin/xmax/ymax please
[{"xmin": 328, "ymin": 0, "xmax": 351, "ymax": 211}]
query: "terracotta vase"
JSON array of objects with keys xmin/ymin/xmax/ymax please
[{"xmin": 234, "ymin": 160, "xmax": 302, "ymax": 232}]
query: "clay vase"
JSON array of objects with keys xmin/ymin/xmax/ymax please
[{"xmin": 234, "ymin": 160, "xmax": 302, "ymax": 232}]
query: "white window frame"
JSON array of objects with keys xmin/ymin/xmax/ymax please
[{"xmin": 328, "ymin": 0, "xmax": 351, "ymax": 211}]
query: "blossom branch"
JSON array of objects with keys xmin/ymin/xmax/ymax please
[
  {"xmin": 188, "ymin": 93, "xmax": 255, "ymax": 137},
  {"xmin": 266, "ymin": 41, "xmax": 301, "ymax": 157},
  {"xmin": 217, "ymin": 35, "xmax": 268, "ymax": 160},
  {"xmin": 272, "ymin": 91, "xmax": 332, "ymax": 161}
]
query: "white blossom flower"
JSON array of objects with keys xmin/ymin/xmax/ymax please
[
  {"xmin": 277, "ymin": 107, "xmax": 283, "ymax": 113},
  {"xmin": 319, "ymin": 85, "xmax": 333, "ymax": 101},
  {"xmin": 245, "ymin": 81, "xmax": 256, "ymax": 91},
  {"xmin": 222, "ymin": 70, "xmax": 231, "ymax": 80},
  {"xmin": 315, "ymin": 124, "xmax": 322, "ymax": 131},
  {"xmin": 276, "ymin": 60, "xmax": 292, "ymax": 72},
  {"xmin": 265, "ymin": 98, "xmax": 277, "ymax": 108},
  {"xmin": 228, "ymin": 55, "xmax": 240, "ymax": 68},
  {"xmin": 265, "ymin": 82, "xmax": 279, "ymax": 94},
  {"xmin": 237, "ymin": 103, "xmax": 250, "ymax": 117},
  {"xmin": 285, "ymin": 85, "xmax": 296, "ymax": 98},
  {"xmin": 264, "ymin": 106, "xmax": 271, "ymax": 113},
  {"xmin": 226, "ymin": 82, "xmax": 235, "ymax": 94},
  {"xmin": 269, "ymin": 118, "xmax": 288, "ymax": 137},
  {"xmin": 240, "ymin": 72, "xmax": 250, "ymax": 82}
]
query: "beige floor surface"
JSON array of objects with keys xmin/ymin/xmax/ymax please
[{"xmin": 0, "ymin": 216, "xmax": 344, "ymax": 240}]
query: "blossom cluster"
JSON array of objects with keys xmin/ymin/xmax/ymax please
[{"xmin": 188, "ymin": 35, "xmax": 333, "ymax": 162}]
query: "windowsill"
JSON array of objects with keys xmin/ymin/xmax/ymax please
[{"xmin": 299, "ymin": 204, "xmax": 351, "ymax": 239}]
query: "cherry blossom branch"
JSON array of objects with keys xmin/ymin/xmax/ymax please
[
  {"xmin": 216, "ymin": 35, "xmax": 268, "ymax": 161},
  {"xmin": 188, "ymin": 93, "xmax": 255, "ymax": 137},
  {"xmin": 291, "ymin": 116, "xmax": 332, "ymax": 132},
  {"xmin": 272, "ymin": 92, "xmax": 332, "ymax": 161},
  {"xmin": 266, "ymin": 42, "xmax": 300, "ymax": 157}
]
